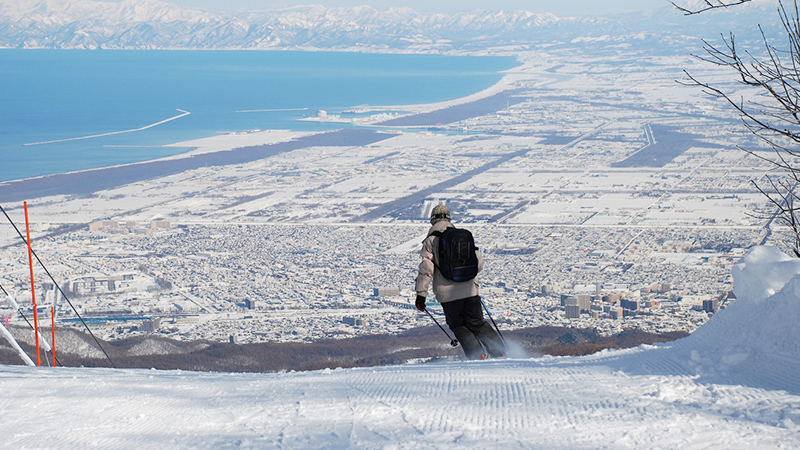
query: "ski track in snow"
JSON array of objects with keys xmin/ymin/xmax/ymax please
[
  {"xmin": 2, "ymin": 246, "xmax": 800, "ymax": 448},
  {"xmin": 0, "ymin": 357, "xmax": 798, "ymax": 449}
]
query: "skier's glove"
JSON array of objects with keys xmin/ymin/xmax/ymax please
[{"xmin": 415, "ymin": 295, "xmax": 426, "ymax": 312}]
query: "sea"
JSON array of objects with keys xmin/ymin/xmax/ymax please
[{"xmin": 0, "ymin": 50, "xmax": 517, "ymax": 183}]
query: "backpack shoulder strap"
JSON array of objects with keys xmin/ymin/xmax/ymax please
[
  {"xmin": 423, "ymin": 230, "xmax": 442, "ymax": 244},
  {"xmin": 429, "ymin": 225, "xmax": 456, "ymax": 238}
]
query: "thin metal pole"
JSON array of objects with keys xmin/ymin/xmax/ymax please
[
  {"xmin": 424, "ymin": 309, "xmax": 458, "ymax": 347},
  {"xmin": 480, "ymin": 297, "xmax": 506, "ymax": 345},
  {"xmin": 51, "ymin": 307, "xmax": 56, "ymax": 365}
]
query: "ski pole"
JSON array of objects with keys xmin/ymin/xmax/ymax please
[
  {"xmin": 424, "ymin": 309, "xmax": 458, "ymax": 347},
  {"xmin": 480, "ymin": 297, "xmax": 506, "ymax": 344}
]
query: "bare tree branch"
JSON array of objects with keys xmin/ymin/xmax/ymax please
[
  {"xmin": 681, "ymin": 0, "xmax": 800, "ymax": 255},
  {"xmin": 672, "ymin": 0, "xmax": 752, "ymax": 15}
]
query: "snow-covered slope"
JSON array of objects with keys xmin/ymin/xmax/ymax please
[
  {"xmin": 2, "ymin": 356, "xmax": 798, "ymax": 448},
  {"xmin": 1, "ymin": 245, "xmax": 799, "ymax": 448}
]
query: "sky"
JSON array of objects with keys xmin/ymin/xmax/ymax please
[{"xmin": 161, "ymin": 0, "xmax": 670, "ymax": 15}]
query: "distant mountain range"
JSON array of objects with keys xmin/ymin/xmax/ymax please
[{"xmin": 0, "ymin": 0, "xmax": 783, "ymax": 52}]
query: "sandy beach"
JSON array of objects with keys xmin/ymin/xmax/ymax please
[
  {"xmin": 377, "ymin": 88, "xmax": 526, "ymax": 127},
  {"xmin": 0, "ymin": 129, "xmax": 392, "ymax": 202}
]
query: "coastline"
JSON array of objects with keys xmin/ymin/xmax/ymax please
[
  {"xmin": 1, "ymin": 50, "xmax": 520, "ymax": 186},
  {"xmin": 358, "ymin": 71, "xmax": 522, "ymax": 115},
  {"xmin": 0, "ymin": 129, "xmax": 393, "ymax": 203},
  {"xmin": 0, "ymin": 71, "xmax": 526, "ymax": 202}
]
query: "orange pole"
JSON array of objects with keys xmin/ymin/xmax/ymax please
[
  {"xmin": 51, "ymin": 306, "xmax": 56, "ymax": 364},
  {"xmin": 24, "ymin": 202, "xmax": 41, "ymax": 367}
]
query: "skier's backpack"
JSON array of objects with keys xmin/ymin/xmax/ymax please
[{"xmin": 430, "ymin": 227, "xmax": 479, "ymax": 282}]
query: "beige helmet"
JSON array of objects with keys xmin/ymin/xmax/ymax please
[{"xmin": 430, "ymin": 204, "xmax": 451, "ymax": 225}]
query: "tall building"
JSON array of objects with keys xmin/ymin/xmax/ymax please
[
  {"xmin": 620, "ymin": 299, "xmax": 639, "ymax": 311},
  {"xmin": 71, "ymin": 276, "xmax": 121, "ymax": 296},
  {"xmin": 565, "ymin": 304, "xmax": 581, "ymax": 319},
  {"xmin": 150, "ymin": 218, "xmax": 171, "ymax": 229},
  {"xmin": 575, "ymin": 294, "xmax": 592, "ymax": 312},
  {"xmin": 244, "ymin": 299, "xmax": 259, "ymax": 309},
  {"xmin": 140, "ymin": 317, "xmax": 160, "ymax": 332},
  {"xmin": 702, "ymin": 299, "xmax": 720, "ymax": 313}
]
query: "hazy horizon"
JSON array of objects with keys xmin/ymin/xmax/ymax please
[{"xmin": 106, "ymin": 0, "xmax": 671, "ymax": 16}]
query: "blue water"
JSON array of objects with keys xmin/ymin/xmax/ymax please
[{"xmin": 0, "ymin": 50, "xmax": 517, "ymax": 182}]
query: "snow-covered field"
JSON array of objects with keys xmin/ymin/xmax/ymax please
[{"xmin": 1, "ymin": 246, "xmax": 799, "ymax": 449}]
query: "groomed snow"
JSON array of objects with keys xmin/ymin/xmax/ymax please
[{"xmin": 1, "ymin": 246, "xmax": 799, "ymax": 448}]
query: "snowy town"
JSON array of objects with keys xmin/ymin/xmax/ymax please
[{"xmin": 0, "ymin": 51, "xmax": 778, "ymax": 345}]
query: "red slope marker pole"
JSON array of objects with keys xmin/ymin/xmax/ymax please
[
  {"xmin": 24, "ymin": 202, "xmax": 41, "ymax": 367},
  {"xmin": 51, "ymin": 307, "xmax": 55, "ymax": 364}
]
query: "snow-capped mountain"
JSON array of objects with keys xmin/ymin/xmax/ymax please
[
  {"xmin": 0, "ymin": 0, "xmax": 727, "ymax": 51},
  {"xmin": 0, "ymin": 0, "xmax": 576, "ymax": 50},
  {"xmin": 0, "ymin": 0, "xmax": 250, "ymax": 49},
  {"xmin": 0, "ymin": 0, "xmax": 785, "ymax": 52}
]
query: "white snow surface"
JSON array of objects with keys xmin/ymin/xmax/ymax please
[{"xmin": 1, "ymin": 246, "xmax": 800, "ymax": 449}]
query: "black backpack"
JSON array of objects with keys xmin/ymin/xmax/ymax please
[{"xmin": 429, "ymin": 227, "xmax": 479, "ymax": 282}]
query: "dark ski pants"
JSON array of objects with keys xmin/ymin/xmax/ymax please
[{"xmin": 441, "ymin": 296, "xmax": 505, "ymax": 359}]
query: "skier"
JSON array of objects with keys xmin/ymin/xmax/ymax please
[{"xmin": 415, "ymin": 204, "xmax": 506, "ymax": 359}]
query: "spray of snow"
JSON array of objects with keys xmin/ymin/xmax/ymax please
[{"xmin": 502, "ymin": 338, "xmax": 532, "ymax": 359}]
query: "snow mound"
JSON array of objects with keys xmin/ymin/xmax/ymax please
[{"xmin": 615, "ymin": 246, "xmax": 800, "ymax": 394}]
